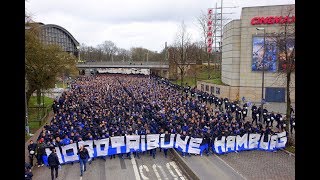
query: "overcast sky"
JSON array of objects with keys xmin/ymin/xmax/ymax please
[{"xmin": 26, "ymin": 0, "xmax": 294, "ymax": 52}]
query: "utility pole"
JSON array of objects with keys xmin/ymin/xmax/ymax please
[{"xmin": 210, "ymin": 0, "xmax": 237, "ymax": 71}]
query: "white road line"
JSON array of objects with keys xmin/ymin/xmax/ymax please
[
  {"xmin": 166, "ymin": 162, "xmax": 178, "ymax": 180},
  {"xmin": 131, "ymin": 154, "xmax": 141, "ymax": 180},
  {"xmin": 152, "ymin": 164, "xmax": 162, "ymax": 180},
  {"xmin": 169, "ymin": 162, "xmax": 186, "ymax": 180},
  {"xmin": 80, "ymin": 176, "xmax": 82, "ymax": 180},
  {"xmin": 139, "ymin": 165, "xmax": 150, "ymax": 180},
  {"xmin": 156, "ymin": 164, "xmax": 169, "ymax": 180},
  {"xmin": 213, "ymin": 154, "xmax": 248, "ymax": 180}
]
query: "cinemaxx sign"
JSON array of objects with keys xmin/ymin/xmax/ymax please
[{"xmin": 251, "ymin": 16, "xmax": 295, "ymax": 25}]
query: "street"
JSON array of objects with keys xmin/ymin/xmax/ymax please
[{"xmin": 31, "ymin": 150, "xmax": 189, "ymax": 180}]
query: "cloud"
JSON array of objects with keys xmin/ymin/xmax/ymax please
[{"xmin": 26, "ymin": 0, "xmax": 295, "ymax": 52}]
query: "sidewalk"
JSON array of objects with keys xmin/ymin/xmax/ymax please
[{"xmin": 25, "ymin": 111, "xmax": 54, "ymax": 164}]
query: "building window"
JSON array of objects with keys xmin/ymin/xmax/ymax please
[
  {"xmin": 216, "ymin": 87, "xmax": 220, "ymax": 95},
  {"xmin": 210, "ymin": 86, "xmax": 214, "ymax": 94},
  {"xmin": 205, "ymin": 85, "xmax": 209, "ymax": 92},
  {"xmin": 201, "ymin": 84, "xmax": 204, "ymax": 91}
]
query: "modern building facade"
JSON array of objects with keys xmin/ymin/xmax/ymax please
[{"xmin": 198, "ymin": 4, "xmax": 295, "ymax": 103}]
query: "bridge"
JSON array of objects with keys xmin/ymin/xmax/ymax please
[{"xmin": 76, "ymin": 61, "xmax": 169, "ymax": 77}]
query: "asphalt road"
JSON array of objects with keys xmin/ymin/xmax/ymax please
[
  {"xmin": 31, "ymin": 149, "xmax": 189, "ymax": 180},
  {"xmin": 178, "ymin": 153, "xmax": 246, "ymax": 180}
]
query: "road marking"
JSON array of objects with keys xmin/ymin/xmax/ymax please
[
  {"xmin": 154, "ymin": 164, "xmax": 169, "ymax": 180},
  {"xmin": 169, "ymin": 162, "xmax": 186, "ymax": 180},
  {"xmin": 213, "ymin": 154, "xmax": 247, "ymax": 180},
  {"xmin": 166, "ymin": 162, "xmax": 178, "ymax": 180},
  {"xmin": 152, "ymin": 164, "xmax": 162, "ymax": 180},
  {"xmin": 131, "ymin": 154, "xmax": 141, "ymax": 180},
  {"xmin": 80, "ymin": 177, "xmax": 82, "ymax": 180},
  {"xmin": 139, "ymin": 165, "xmax": 150, "ymax": 180}
]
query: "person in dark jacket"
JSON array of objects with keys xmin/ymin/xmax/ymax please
[
  {"xmin": 77, "ymin": 145, "xmax": 90, "ymax": 176},
  {"xmin": 27, "ymin": 140, "xmax": 37, "ymax": 167},
  {"xmin": 25, "ymin": 166, "xmax": 33, "ymax": 180},
  {"xmin": 48, "ymin": 148, "xmax": 60, "ymax": 180},
  {"xmin": 36, "ymin": 138, "xmax": 46, "ymax": 167},
  {"xmin": 290, "ymin": 116, "xmax": 295, "ymax": 134},
  {"xmin": 163, "ymin": 131, "xmax": 170, "ymax": 158}
]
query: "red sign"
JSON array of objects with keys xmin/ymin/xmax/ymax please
[
  {"xmin": 208, "ymin": 8, "xmax": 213, "ymax": 15},
  {"xmin": 251, "ymin": 16, "xmax": 295, "ymax": 25},
  {"xmin": 207, "ymin": 47, "xmax": 212, "ymax": 53}
]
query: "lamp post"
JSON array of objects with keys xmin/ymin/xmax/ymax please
[
  {"xmin": 256, "ymin": 27, "xmax": 266, "ymax": 122},
  {"xmin": 76, "ymin": 46, "xmax": 80, "ymax": 62}
]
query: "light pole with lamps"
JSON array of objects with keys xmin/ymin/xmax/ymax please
[{"xmin": 256, "ymin": 27, "xmax": 266, "ymax": 122}]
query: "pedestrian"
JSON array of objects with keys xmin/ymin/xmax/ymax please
[
  {"xmin": 163, "ymin": 131, "xmax": 170, "ymax": 158},
  {"xmin": 48, "ymin": 148, "xmax": 60, "ymax": 180},
  {"xmin": 27, "ymin": 140, "xmax": 37, "ymax": 167},
  {"xmin": 36, "ymin": 138, "xmax": 45, "ymax": 167},
  {"xmin": 25, "ymin": 166, "xmax": 33, "ymax": 180},
  {"xmin": 290, "ymin": 115, "xmax": 295, "ymax": 134},
  {"xmin": 77, "ymin": 145, "xmax": 90, "ymax": 176}
]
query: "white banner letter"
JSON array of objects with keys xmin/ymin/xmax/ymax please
[
  {"xmin": 126, "ymin": 135, "xmax": 141, "ymax": 152},
  {"xmin": 214, "ymin": 136, "xmax": 226, "ymax": 153},
  {"xmin": 276, "ymin": 132, "xmax": 287, "ymax": 148},
  {"xmin": 94, "ymin": 138, "xmax": 109, "ymax": 156},
  {"xmin": 188, "ymin": 137, "xmax": 202, "ymax": 154},
  {"xmin": 110, "ymin": 136, "xmax": 125, "ymax": 153},
  {"xmin": 147, "ymin": 134, "xmax": 160, "ymax": 150},
  {"xmin": 248, "ymin": 133, "xmax": 261, "ymax": 149},
  {"xmin": 174, "ymin": 134, "xmax": 190, "ymax": 152},
  {"xmin": 159, "ymin": 134, "xmax": 175, "ymax": 148},
  {"xmin": 61, "ymin": 143, "xmax": 79, "ymax": 162},
  {"xmin": 226, "ymin": 136, "xmax": 236, "ymax": 152},
  {"xmin": 236, "ymin": 133, "xmax": 248, "ymax": 151},
  {"xmin": 269, "ymin": 135, "xmax": 278, "ymax": 150}
]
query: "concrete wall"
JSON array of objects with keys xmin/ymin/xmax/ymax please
[
  {"xmin": 197, "ymin": 81, "xmax": 239, "ymax": 101},
  {"xmin": 239, "ymin": 5, "xmax": 295, "ymax": 103},
  {"xmin": 220, "ymin": 4, "xmax": 295, "ymax": 103},
  {"xmin": 221, "ymin": 20, "xmax": 241, "ymax": 87}
]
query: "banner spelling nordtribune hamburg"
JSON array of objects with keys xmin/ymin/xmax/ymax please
[{"xmin": 43, "ymin": 132, "xmax": 287, "ymax": 165}]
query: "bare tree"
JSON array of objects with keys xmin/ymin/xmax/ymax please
[
  {"xmin": 276, "ymin": 5, "xmax": 295, "ymax": 136},
  {"xmin": 197, "ymin": 10, "xmax": 218, "ymax": 79},
  {"xmin": 172, "ymin": 21, "xmax": 194, "ymax": 86},
  {"xmin": 102, "ymin": 40, "xmax": 118, "ymax": 61},
  {"xmin": 97, "ymin": 44, "xmax": 104, "ymax": 62}
]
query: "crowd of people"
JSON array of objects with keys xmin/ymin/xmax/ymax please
[{"xmin": 27, "ymin": 74, "xmax": 295, "ymax": 172}]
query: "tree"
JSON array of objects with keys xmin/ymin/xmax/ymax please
[
  {"xmin": 197, "ymin": 10, "xmax": 218, "ymax": 79},
  {"xmin": 102, "ymin": 40, "xmax": 118, "ymax": 61},
  {"xmin": 276, "ymin": 5, "xmax": 295, "ymax": 138},
  {"xmin": 172, "ymin": 21, "xmax": 194, "ymax": 86},
  {"xmin": 25, "ymin": 24, "xmax": 78, "ymax": 104}
]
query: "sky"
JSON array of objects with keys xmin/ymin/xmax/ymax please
[{"xmin": 26, "ymin": 0, "xmax": 295, "ymax": 52}]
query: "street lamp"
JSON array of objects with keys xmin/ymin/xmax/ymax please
[
  {"xmin": 256, "ymin": 27, "xmax": 266, "ymax": 122},
  {"xmin": 76, "ymin": 46, "xmax": 80, "ymax": 62}
]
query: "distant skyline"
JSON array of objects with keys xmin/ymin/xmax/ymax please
[{"xmin": 26, "ymin": 0, "xmax": 295, "ymax": 52}]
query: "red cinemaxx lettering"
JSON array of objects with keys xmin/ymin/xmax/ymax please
[{"xmin": 251, "ymin": 16, "xmax": 295, "ymax": 25}]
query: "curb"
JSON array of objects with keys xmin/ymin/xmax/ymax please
[
  {"xmin": 169, "ymin": 149, "xmax": 200, "ymax": 180},
  {"xmin": 281, "ymin": 148, "xmax": 295, "ymax": 157}
]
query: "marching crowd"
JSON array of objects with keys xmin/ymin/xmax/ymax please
[{"xmin": 27, "ymin": 74, "xmax": 295, "ymax": 177}]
